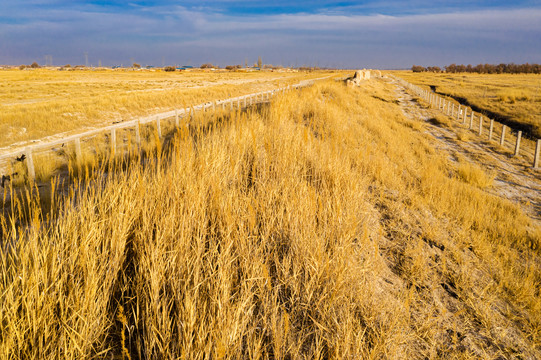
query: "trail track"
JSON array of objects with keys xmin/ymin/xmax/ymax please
[{"xmin": 391, "ymin": 78, "xmax": 541, "ymax": 226}]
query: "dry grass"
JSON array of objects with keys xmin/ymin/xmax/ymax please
[
  {"xmin": 392, "ymin": 71, "xmax": 541, "ymax": 137},
  {"xmin": 456, "ymin": 161, "xmax": 495, "ymax": 189},
  {"xmin": 0, "ymin": 68, "xmax": 335, "ymax": 149},
  {"xmin": 1, "ymin": 79, "xmax": 540, "ymax": 359}
]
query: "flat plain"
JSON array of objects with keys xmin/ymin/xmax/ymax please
[{"xmin": 0, "ymin": 69, "xmax": 327, "ymax": 151}]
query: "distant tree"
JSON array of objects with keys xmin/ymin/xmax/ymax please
[
  {"xmin": 257, "ymin": 56, "xmax": 262, "ymax": 69},
  {"xmin": 164, "ymin": 66, "xmax": 176, "ymax": 72},
  {"xmin": 30, "ymin": 62, "xmax": 40, "ymax": 68},
  {"xmin": 225, "ymin": 65, "xmax": 241, "ymax": 70},
  {"xmin": 200, "ymin": 63, "xmax": 214, "ymax": 69},
  {"xmin": 132, "ymin": 63, "xmax": 141, "ymax": 69},
  {"xmin": 411, "ymin": 65, "xmax": 426, "ymax": 73},
  {"xmin": 19, "ymin": 65, "xmax": 27, "ymax": 70},
  {"xmin": 64, "ymin": 64, "xmax": 71, "ymax": 68}
]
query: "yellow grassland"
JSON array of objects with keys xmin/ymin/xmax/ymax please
[
  {"xmin": 392, "ymin": 71, "xmax": 541, "ymax": 137},
  {"xmin": 0, "ymin": 69, "xmax": 333, "ymax": 149},
  {"xmin": 1, "ymin": 79, "xmax": 540, "ymax": 359}
]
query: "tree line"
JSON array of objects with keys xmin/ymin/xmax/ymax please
[{"xmin": 412, "ymin": 63, "xmax": 541, "ymax": 74}]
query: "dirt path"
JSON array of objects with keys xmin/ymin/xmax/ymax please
[{"xmin": 390, "ymin": 78, "xmax": 541, "ymax": 225}]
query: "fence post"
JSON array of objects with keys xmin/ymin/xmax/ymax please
[
  {"xmin": 469, "ymin": 111, "xmax": 474, "ymax": 130},
  {"xmin": 244, "ymin": 97, "xmax": 247, "ymax": 108},
  {"xmin": 456, "ymin": 105, "xmax": 461, "ymax": 121},
  {"xmin": 156, "ymin": 116, "xmax": 162, "ymax": 139},
  {"xmin": 488, "ymin": 119, "xmax": 494, "ymax": 141},
  {"xmin": 534, "ymin": 139, "xmax": 541, "ymax": 168},
  {"xmin": 25, "ymin": 147, "xmax": 35, "ymax": 182},
  {"xmin": 478, "ymin": 116, "xmax": 483, "ymax": 136},
  {"xmin": 463, "ymin": 108, "xmax": 467, "ymax": 124},
  {"xmin": 500, "ymin": 125, "xmax": 506, "ymax": 146},
  {"xmin": 514, "ymin": 131, "xmax": 522, "ymax": 156}
]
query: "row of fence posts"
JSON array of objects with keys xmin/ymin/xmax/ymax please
[
  {"xmin": 399, "ymin": 79, "xmax": 540, "ymax": 169},
  {"xmin": 16, "ymin": 84, "xmax": 299, "ymax": 182}
]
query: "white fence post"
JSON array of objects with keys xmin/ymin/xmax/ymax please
[
  {"xmin": 488, "ymin": 119, "xmax": 494, "ymax": 141},
  {"xmin": 514, "ymin": 131, "xmax": 522, "ymax": 156},
  {"xmin": 500, "ymin": 125, "xmax": 507, "ymax": 146}
]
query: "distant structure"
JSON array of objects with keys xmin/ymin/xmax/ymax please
[{"xmin": 346, "ymin": 69, "xmax": 371, "ymax": 86}]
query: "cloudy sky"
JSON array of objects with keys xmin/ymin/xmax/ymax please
[{"xmin": 1, "ymin": 1, "xmax": 540, "ymax": 68}]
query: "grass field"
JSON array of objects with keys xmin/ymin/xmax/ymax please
[
  {"xmin": 0, "ymin": 69, "xmax": 332, "ymax": 150},
  {"xmin": 1, "ymin": 78, "xmax": 540, "ymax": 359},
  {"xmin": 392, "ymin": 71, "xmax": 541, "ymax": 138}
]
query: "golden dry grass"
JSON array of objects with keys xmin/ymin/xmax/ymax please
[
  {"xmin": 1, "ymin": 79, "xmax": 540, "ymax": 359},
  {"xmin": 391, "ymin": 71, "xmax": 541, "ymax": 137},
  {"xmin": 0, "ymin": 68, "xmax": 334, "ymax": 149}
]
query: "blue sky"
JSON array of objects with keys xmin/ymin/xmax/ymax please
[{"xmin": 1, "ymin": 1, "xmax": 540, "ymax": 68}]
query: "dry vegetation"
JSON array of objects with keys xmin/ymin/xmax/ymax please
[
  {"xmin": 1, "ymin": 79, "xmax": 540, "ymax": 359},
  {"xmin": 0, "ymin": 69, "xmax": 329, "ymax": 150},
  {"xmin": 392, "ymin": 71, "xmax": 541, "ymax": 138}
]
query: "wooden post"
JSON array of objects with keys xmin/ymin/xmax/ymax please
[
  {"xmin": 463, "ymin": 108, "xmax": 467, "ymax": 124},
  {"xmin": 514, "ymin": 131, "xmax": 522, "ymax": 156},
  {"xmin": 25, "ymin": 147, "xmax": 35, "ymax": 182},
  {"xmin": 111, "ymin": 128, "xmax": 116, "ymax": 156},
  {"xmin": 488, "ymin": 119, "xmax": 494, "ymax": 141},
  {"xmin": 500, "ymin": 125, "xmax": 506, "ymax": 146},
  {"xmin": 469, "ymin": 111, "xmax": 474, "ymax": 130},
  {"xmin": 451, "ymin": 103, "xmax": 455, "ymax": 117},
  {"xmin": 244, "ymin": 97, "xmax": 247, "ymax": 108},
  {"xmin": 175, "ymin": 109, "xmax": 179, "ymax": 127},
  {"xmin": 534, "ymin": 139, "xmax": 541, "ymax": 169},
  {"xmin": 156, "ymin": 117, "xmax": 162, "ymax": 139},
  {"xmin": 135, "ymin": 121, "xmax": 141, "ymax": 149},
  {"xmin": 456, "ymin": 105, "xmax": 461, "ymax": 121},
  {"xmin": 478, "ymin": 116, "xmax": 483, "ymax": 136}
]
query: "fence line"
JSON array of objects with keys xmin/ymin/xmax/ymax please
[
  {"xmin": 0, "ymin": 77, "xmax": 328, "ymax": 182},
  {"xmin": 395, "ymin": 77, "xmax": 540, "ymax": 170}
]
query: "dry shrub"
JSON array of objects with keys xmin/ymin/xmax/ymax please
[{"xmin": 457, "ymin": 161, "xmax": 495, "ymax": 188}]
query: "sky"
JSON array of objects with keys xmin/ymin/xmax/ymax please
[{"xmin": 1, "ymin": 1, "xmax": 540, "ymax": 69}]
